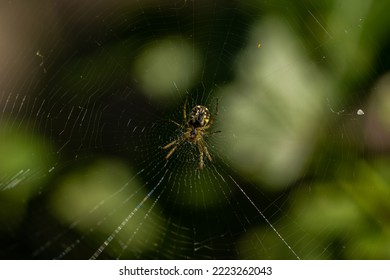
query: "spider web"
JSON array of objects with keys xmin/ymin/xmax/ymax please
[{"xmin": 1, "ymin": 0, "xmax": 390, "ymax": 260}]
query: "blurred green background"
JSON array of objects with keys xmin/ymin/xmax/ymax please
[{"xmin": 1, "ymin": 0, "xmax": 390, "ymax": 259}]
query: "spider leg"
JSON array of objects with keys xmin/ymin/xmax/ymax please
[
  {"xmin": 197, "ymin": 142, "xmax": 204, "ymax": 171},
  {"xmin": 207, "ymin": 98, "xmax": 219, "ymax": 127},
  {"xmin": 203, "ymin": 141, "xmax": 212, "ymax": 162},
  {"xmin": 163, "ymin": 138, "xmax": 184, "ymax": 160},
  {"xmin": 165, "ymin": 145, "xmax": 178, "ymax": 160},
  {"xmin": 197, "ymin": 140, "xmax": 212, "ymax": 170},
  {"xmin": 183, "ymin": 95, "xmax": 188, "ymax": 123},
  {"xmin": 206, "ymin": 130, "xmax": 221, "ymax": 136},
  {"xmin": 162, "ymin": 139, "xmax": 177, "ymax": 150},
  {"xmin": 169, "ymin": 120, "xmax": 182, "ymax": 127}
]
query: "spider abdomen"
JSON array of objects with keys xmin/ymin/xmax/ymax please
[{"xmin": 188, "ymin": 105, "xmax": 210, "ymax": 127}]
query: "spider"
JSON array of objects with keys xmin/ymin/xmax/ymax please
[{"xmin": 162, "ymin": 96, "xmax": 220, "ymax": 170}]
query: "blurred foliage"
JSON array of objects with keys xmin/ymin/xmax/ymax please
[
  {"xmin": 49, "ymin": 159, "xmax": 165, "ymax": 258},
  {"xmin": 0, "ymin": 123, "xmax": 51, "ymax": 234},
  {"xmin": 219, "ymin": 16, "xmax": 329, "ymax": 189},
  {"xmin": 133, "ymin": 37, "xmax": 202, "ymax": 104}
]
